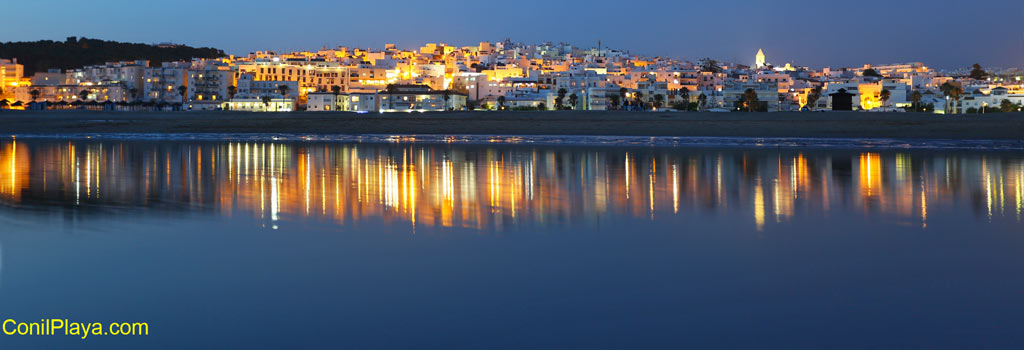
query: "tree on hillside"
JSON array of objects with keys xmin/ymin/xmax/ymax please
[
  {"xmin": 862, "ymin": 68, "xmax": 882, "ymax": 78},
  {"xmin": 805, "ymin": 87, "xmax": 822, "ymax": 110},
  {"xmin": 0, "ymin": 37, "xmax": 225, "ymax": 74},
  {"xmin": 969, "ymin": 64, "xmax": 988, "ymax": 80},
  {"xmin": 699, "ymin": 58, "xmax": 722, "ymax": 73}
]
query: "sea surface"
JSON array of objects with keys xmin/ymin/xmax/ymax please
[{"xmin": 1, "ymin": 136, "xmax": 1023, "ymax": 348}]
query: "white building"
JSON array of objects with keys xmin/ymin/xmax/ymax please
[
  {"xmin": 222, "ymin": 97, "xmax": 294, "ymax": 112},
  {"xmin": 306, "ymin": 92, "xmax": 341, "ymax": 111},
  {"xmin": 960, "ymin": 87, "xmax": 1024, "ymax": 111},
  {"xmin": 185, "ymin": 63, "xmax": 233, "ymax": 111},
  {"xmin": 67, "ymin": 60, "xmax": 147, "ymax": 93},
  {"xmin": 237, "ymin": 73, "xmax": 298, "ymax": 99},
  {"xmin": 144, "ymin": 62, "xmax": 190, "ymax": 103}
]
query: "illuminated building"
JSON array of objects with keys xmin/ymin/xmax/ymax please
[
  {"xmin": 221, "ymin": 96, "xmax": 294, "ymax": 112},
  {"xmin": 379, "ymin": 84, "xmax": 467, "ymax": 112},
  {"xmin": 0, "ymin": 58, "xmax": 25, "ymax": 91},
  {"xmin": 185, "ymin": 61, "xmax": 233, "ymax": 111}
]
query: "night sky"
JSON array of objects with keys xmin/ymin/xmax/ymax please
[{"xmin": 3, "ymin": 0, "xmax": 1022, "ymax": 69}]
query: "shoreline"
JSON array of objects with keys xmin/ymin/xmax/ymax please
[
  {"xmin": 2, "ymin": 110, "xmax": 1023, "ymax": 141},
  {"xmin": 9, "ymin": 133, "xmax": 1024, "ymax": 151}
]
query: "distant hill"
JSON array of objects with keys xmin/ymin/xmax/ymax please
[{"xmin": 0, "ymin": 37, "xmax": 226, "ymax": 73}]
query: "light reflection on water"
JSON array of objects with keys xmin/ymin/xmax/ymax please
[
  {"xmin": 2, "ymin": 139, "xmax": 1023, "ymax": 231},
  {"xmin": 3, "ymin": 138, "xmax": 1024, "ymax": 348}
]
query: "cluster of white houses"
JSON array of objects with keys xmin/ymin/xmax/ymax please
[{"xmin": 2, "ymin": 40, "xmax": 1022, "ymax": 113}]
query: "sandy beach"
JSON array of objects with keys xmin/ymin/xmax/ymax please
[{"xmin": 1, "ymin": 110, "xmax": 1022, "ymax": 140}]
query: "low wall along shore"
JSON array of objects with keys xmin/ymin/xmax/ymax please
[{"xmin": 1, "ymin": 110, "xmax": 1023, "ymax": 140}]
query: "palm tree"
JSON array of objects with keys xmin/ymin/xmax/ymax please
[
  {"xmin": 537, "ymin": 102, "xmax": 546, "ymax": 111},
  {"xmin": 653, "ymin": 94, "xmax": 665, "ymax": 109},
  {"xmin": 30, "ymin": 89, "xmax": 40, "ymax": 102},
  {"xmin": 568, "ymin": 93, "xmax": 579, "ymax": 110},
  {"xmin": 78, "ymin": 89, "xmax": 90, "ymax": 102},
  {"xmin": 442, "ymin": 90, "xmax": 451, "ymax": 110},
  {"xmin": 910, "ymin": 91, "xmax": 923, "ymax": 112},
  {"xmin": 385, "ymin": 84, "xmax": 397, "ymax": 110},
  {"xmin": 697, "ymin": 93, "xmax": 707, "ymax": 111},
  {"xmin": 743, "ymin": 88, "xmax": 759, "ymax": 112},
  {"xmin": 879, "ymin": 89, "xmax": 891, "ymax": 109},
  {"xmin": 940, "ymin": 82, "xmax": 963, "ymax": 114},
  {"xmin": 678, "ymin": 87, "xmax": 690, "ymax": 110},
  {"xmin": 129, "ymin": 88, "xmax": 139, "ymax": 102},
  {"xmin": 497, "ymin": 96, "xmax": 506, "ymax": 110},
  {"xmin": 556, "ymin": 88, "xmax": 567, "ymax": 110},
  {"xmin": 228, "ymin": 86, "xmax": 237, "ymax": 99},
  {"xmin": 177, "ymin": 85, "xmax": 188, "ymax": 104},
  {"xmin": 277, "ymin": 84, "xmax": 290, "ymax": 98},
  {"xmin": 633, "ymin": 91, "xmax": 644, "ymax": 110},
  {"xmin": 261, "ymin": 95, "xmax": 272, "ymax": 111},
  {"xmin": 331, "ymin": 85, "xmax": 342, "ymax": 95},
  {"xmin": 609, "ymin": 94, "xmax": 621, "ymax": 110}
]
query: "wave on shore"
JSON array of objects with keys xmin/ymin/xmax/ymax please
[{"xmin": 8, "ymin": 133, "xmax": 1024, "ymax": 151}]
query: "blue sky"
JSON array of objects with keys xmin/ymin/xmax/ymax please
[{"xmin": 2, "ymin": 0, "xmax": 1022, "ymax": 69}]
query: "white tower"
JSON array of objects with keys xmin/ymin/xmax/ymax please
[{"xmin": 755, "ymin": 49, "xmax": 766, "ymax": 69}]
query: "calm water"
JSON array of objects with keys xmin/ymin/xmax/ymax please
[{"xmin": 1, "ymin": 138, "xmax": 1024, "ymax": 348}]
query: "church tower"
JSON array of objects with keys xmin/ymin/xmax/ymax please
[{"xmin": 755, "ymin": 49, "xmax": 766, "ymax": 69}]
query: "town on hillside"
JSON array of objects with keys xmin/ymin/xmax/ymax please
[{"xmin": 2, "ymin": 38, "xmax": 1022, "ymax": 113}]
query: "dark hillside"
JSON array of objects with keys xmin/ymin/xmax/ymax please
[{"xmin": 0, "ymin": 37, "xmax": 225, "ymax": 73}]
